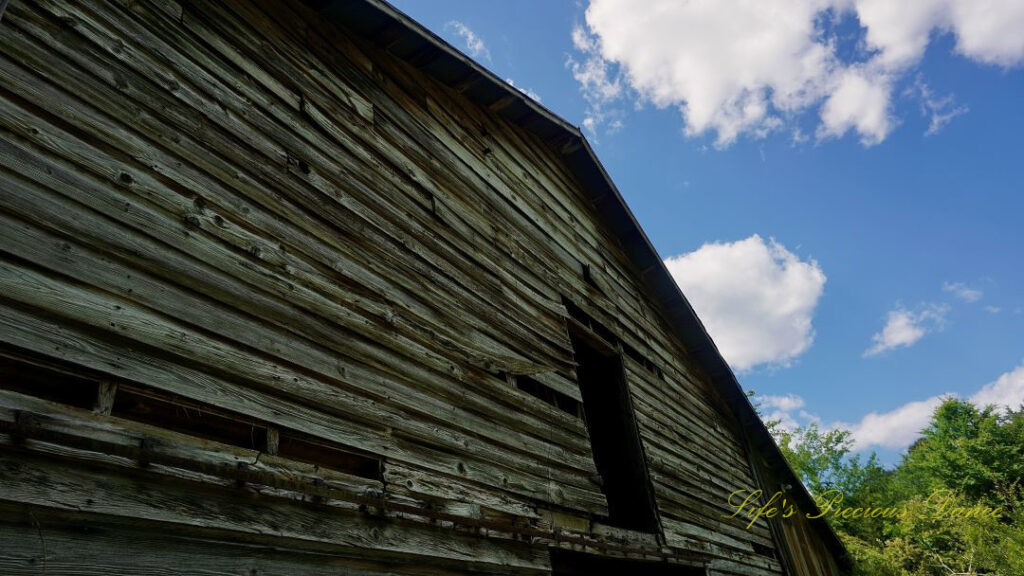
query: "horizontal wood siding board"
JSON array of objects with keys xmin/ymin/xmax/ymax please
[
  {"xmin": 0, "ymin": 452, "xmax": 551, "ymax": 572},
  {"xmin": 0, "ymin": 390, "xmax": 669, "ymax": 558},
  {"xmin": 0, "ymin": 516, "xmax": 542, "ymax": 576}
]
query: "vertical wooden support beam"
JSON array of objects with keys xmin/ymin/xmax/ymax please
[
  {"xmin": 264, "ymin": 425, "xmax": 280, "ymax": 456},
  {"xmin": 93, "ymin": 380, "xmax": 118, "ymax": 416},
  {"xmin": 503, "ymin": 368, "xmax": 520, "ymax": 387}
]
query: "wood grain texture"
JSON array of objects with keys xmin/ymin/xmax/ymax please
[
  {"xmin": 0, "ymin": 0, "xmax": 843, "ymax": 573},
  {"xmin": 0, "ymin": 510, "xmax": 546, "ymax": 576}
]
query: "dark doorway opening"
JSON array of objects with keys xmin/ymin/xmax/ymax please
[{"xmin": 570, "ymin": 329, "xmax": 660, "ymax": 533}]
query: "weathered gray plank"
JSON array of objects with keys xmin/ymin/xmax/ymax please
[{"xmin": 0, "ymin": 452, "xmax": 551, "ymax": 572}]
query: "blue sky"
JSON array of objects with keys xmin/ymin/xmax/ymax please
[{"xmin": 392, "ymin": 0, "xmax": 1023, "ymax": 464}]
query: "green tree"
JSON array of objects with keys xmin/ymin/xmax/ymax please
[
  {"xmin": 752, "ymin": 392, "xmax": 1024, "ymax": 575},
  {"xmin": 901, "ymin": 399, "xmax": 1024, "ymax": 510},
  {"xmin": 772, "ymin": 421, "xmax": 895, "ymax": 540}
]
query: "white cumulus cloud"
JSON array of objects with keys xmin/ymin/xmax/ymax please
[
  {"xmin": 759, "ymin": 394, "xmax": 809, "ymax": 431},
  {"xmin": 818, "ymin": 66, "xmax": 894, "ymax": 146},
  {"xmin": 766, "ymin": 361, "xmax": 1024, "ymax": 452},
  {"xmin": 848, "ymin": 0, "xmax": 1024, "ymax": 71},
  {"xmin": 664, "ymin": 235, "xmax": 826, "ymax": 371},
  {"xmin": 571, "ymin": 0, "xmax": 1024, "ymax": 146},
  {"xmin": 844, "ymin": 395, "xmax": 948, "ymax": 451},
  {"xmin": 761, "ymin": 394, "xmax": 807, "ymax": 412},
  {"xmin": 845, "ymin": 361, "xmax": 1024, "ymax": 450},
  {"xmin": 761, "ymin": 391, "xmax": 949, "ymax": 450},
  {"xmin": 445, "ymin": 21, "xmax": 491, "ymax": 62},
  {"xmin": 864, "ymin": 304, "xmax": 949, "ymax": 357},
  {"xmin": 970, "ymin": 361, "xmax": 1024, "ymax": 411}
]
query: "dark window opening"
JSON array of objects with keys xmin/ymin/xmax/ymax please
[
  {"xmin": 277, "ymin": 433, "xmax": 382, "ymax": 481},
  {"xmin": 512, "ymin": 374, "xmax": 582, "ymax": 418},
  {"xmin": 112, "ymin": 387, "xmax": 382, "ymax": 481},
  {"xmin": 112, "ymin": 386, "xmax": 268, "ymax": 451},
  {"xmin": 0, "ymin": 349, "xmax": 101, "ymax": 410},
  {"xmin": 753, "ymin": 541, "xmax": 777, "ymax": 558},
  {"xmin": 581, "ymin": 262, "xmax": 602, "ymax": 292},
  {"xmin": 0, "ymin": 349, "xmax": 382, "ymax": 481},
  {"xmin": 570, "ymin": 330, "xmax": 660, "ymax": 533},
  {"xmin": 550, "ymin": 549, "xmax": 703, "ymax": 576}
]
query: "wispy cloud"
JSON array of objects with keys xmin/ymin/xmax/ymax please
[
  {"xmin": 445, "ymin": 21, "xmax": 491, "ymax": 62},
  {"xmin": 505, "ymin": 78, "xmax": 542, "ymax": 103},
  {"xmin": 864, "ymin": 304, "xmax": 949, "ymax": 357},
  {"xmin": 942, "ymin": 280, "xmax": 982, "ymax": 302},
  {"xmin": 914, "ymin": 78, "xmax": 969, "ymax": 136},
  {"xmin": 567, "ymin": 25, "xmax": 626, "ymax": 137}
]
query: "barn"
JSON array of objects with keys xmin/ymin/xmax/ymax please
[{"xmin": 0, "ymin": 0, "xmax": 849, "ymax": 574}]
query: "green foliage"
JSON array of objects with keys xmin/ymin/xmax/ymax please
[
  {"xmin": 902, "ymin": 400, "xmax": 1024, "ymax": 508},
  {"xmin": 773, "ymin": 422, "xmax": 852, "ymax": 494},
  {"xmin": 758, "ymin": 395, "xmax": 1024, "ymax": 576},
  {"xmin": 839, "ymin": 532, "xmax": 904, "ymax": 576}
]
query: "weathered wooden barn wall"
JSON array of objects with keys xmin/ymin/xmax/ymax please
[{"xmin": 0, "ymin": 0, "xmax": 844, "ymax": 574}]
